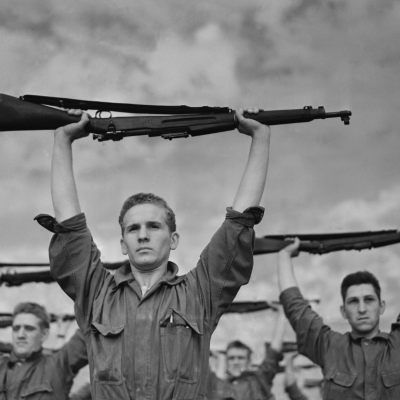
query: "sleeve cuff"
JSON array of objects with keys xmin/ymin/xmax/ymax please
[
  {"xmin": 225, "ymin": 206, "xmax": 264, "ymax": 227},
  {"xmin": 279, "ymin": 286, "xmax": 303, "ymax": 305},
  {"xmin": 34, "ymin": 213, "xmax": 87, "ymax": 233}
]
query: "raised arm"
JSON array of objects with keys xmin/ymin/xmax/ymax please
[
  {"xmin": 278, "ymin": 238, "xmax": 300, "ymax": 293},
  {"xmin": 232, "ymin": 108, "xmax": 271, "ymax": 211},
  {"xmin": 51, "ymin": 110, "xmax": 89, "ymax": 222},
  {"xmin": 269, "ymin": 304, "xmax": 287, "ymax": 353}
]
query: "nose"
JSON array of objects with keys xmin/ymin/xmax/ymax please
[
  {"xmin": 358, "ymin": 301, "xmax": 367, "ymax": 313},
  {"xmin": 138, "ymin": 225, "xmax": 149, "ymax": 242},
  {"xmin": 17, "ymin": 327, "xmax": 26, "ymax": 338}
]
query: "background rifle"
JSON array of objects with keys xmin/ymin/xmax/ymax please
[
  {"xmin": 1, "ymin": 230, "xmax": 399, "ymax": 286},
  {"xmin": 0, "ymin": 312, "xmax": 75, "ymax": 328},
  {"xmin": 0, "ymin": 93, "xmax": 351, "ymax": 142},
  {"xmin": 254, "ymin": 229, "xmax": 400, "ymax": 255}
]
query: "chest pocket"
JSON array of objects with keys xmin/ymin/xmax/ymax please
[
  {"xmin": 20, "ymin": 383, "xmax": 53, "ymax": 398},
  {"xmin": 90, "ymin": 322, "xmax": 125, "ymax": 385},
  {"xmin": 382, "ymin": 369, "xmax": 400, "ymax": 400},
  {"xmin": 160, "ymin": 308, "xmax": 203, "ymax": 384},
  {"xmin": 323, "ymin": 369, "xmax": 357, "ymax": 400}
]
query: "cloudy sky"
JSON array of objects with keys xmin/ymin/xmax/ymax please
[{"xmin": 1, "ymin": 0, "xmax": 400, "ymax": 395}]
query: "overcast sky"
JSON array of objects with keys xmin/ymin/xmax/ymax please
[{"xmin": 1, "ymin": 0, "xmax": 400, "ymax": 381}]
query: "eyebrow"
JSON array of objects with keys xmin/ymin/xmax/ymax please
[{"xmin": 126, "ymin": 220, "xmax": 163, "ymax": 229}]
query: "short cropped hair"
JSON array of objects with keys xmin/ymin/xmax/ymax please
[
  {"xmin": 340, "ymin": 271, "xmax": 381, "ymax": 302},
  {"xmin": 118, "ymin": 193, "xmax": 176, "ymax": 234},
  {"xmin": 226, "ymin": 340, "xmax": 252, "ymax": 359},
  {"xmin": 13, "ymin": 302, "xmax": 50, "ymax": 330}
]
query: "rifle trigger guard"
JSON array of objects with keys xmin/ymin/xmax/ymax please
[{"xmin": 95, "ymin": 110, "xmax": 112, "ymax": 119}]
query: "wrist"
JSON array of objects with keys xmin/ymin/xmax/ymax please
[{"xmin": 54, "ymin": 128, "xmax": 74, "ymax": 145}]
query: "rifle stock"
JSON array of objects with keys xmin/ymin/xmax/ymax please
[{"xmin": 0, "ymin": 93, "xmax": 352, "ymax": 142}]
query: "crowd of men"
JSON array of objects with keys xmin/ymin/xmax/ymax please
[{"xmin": 1, "ymin": 109, "xmax": 397, "ymax": 399}]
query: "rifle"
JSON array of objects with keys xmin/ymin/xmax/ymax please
[
  {"xmin": 254, "ymin": 229, "xmax": 400, "ymax": 255},
  {"xmin": 0, "ymin": 312, "xmax": 75, "ymax": 328},
  {"xmin": 0, "ymin": 93, "xmax": 351, "ymax": 142},
  {"xmin": 1, "ymin": 230, "xmax": 399, "ymax": 286}
]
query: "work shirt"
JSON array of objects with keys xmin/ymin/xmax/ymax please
[
  {"xmin": 0, "ymin": 329, "xmax": 88, "ymax": 400},
  {"xmin": 208, "ymin": 348, "xmax": 282, "ymax": 400},
  {"xmin": 280, "ymin": 287, "xmax": 400, "ymax": 400},
  {"xmin": 40, "ymin": 206, "xmax": 263, "ymax": 400}
]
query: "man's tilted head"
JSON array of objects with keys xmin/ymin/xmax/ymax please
[
  {"xmin": 12, "ymin": 302, "xmax": 50, "ymax": 359},
  {"xmin": 226, "ymin": 340, "xmax": 252, "ymax": 378},
  {"xmin": 340, "ymin": 271, "xmax": 385, "ymax": 339}
]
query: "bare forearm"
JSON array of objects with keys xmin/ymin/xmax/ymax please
[
  {"xmin": 51, "ymin": 132, "xmax": 81, "ymax": 222},
  {"xmin": 278, "ymin": 251, "xmax": 299, "ymax": 293},
  {"xmin": 232, "ymin": 128, "xmax": 270, "ymax": 211}
]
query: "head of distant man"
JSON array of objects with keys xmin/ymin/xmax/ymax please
[
  {"xmin": 119, "ymin": 193, "xmax": 179, "ymax": 272},
  {"xmin": 226, "ymin": 340, "xmax": 252, "ymax": 378},
  {"xmin": 340, "ymin": 271, "xmax": 385, "ymax": 339},
  {"xmin": 12, "ymin": 302, "xmax": 50, "ymax": 359}
]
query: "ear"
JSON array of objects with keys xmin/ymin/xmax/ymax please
[
  {"xmin": 340, "ymin": 304, "xmax": 348, "ymax": 320},
  {"xmin": 41, "ymin": 328, "xmax": 50, "ymax": 344},
  {"xmin": 380, "ymin": 299, "xmax": 386, "ymax": 315},
  {"xmin": 120, "ymin": 237, "xmax": 128, "ymax": 255},
  {"xmin": 170, "ymin": 232, "xmax": 180, "ymax": 250}
]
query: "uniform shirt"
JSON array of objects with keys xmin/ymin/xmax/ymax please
[
  {"xmin": 280, "ymin": 287, "xmax": 400, "ymax": 400},
  {"xmin": 208, "ymin": 348, "xmax": 282, "ymax": 400},
  {"xmin": 0, "ymin": 329, "xmax": 88, "ymax": 400},
  {"xmin": 41, "ymin": 207, "xmax": 263, "ymax": 400}
]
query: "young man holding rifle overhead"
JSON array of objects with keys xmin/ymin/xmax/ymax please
[
  {"xmin": 36, "ymin": 107, "xmax": 271, "ymax": 400},
  {"xmin": 278, "ymin": 238, "xmax": 400, "ymax": 400}
]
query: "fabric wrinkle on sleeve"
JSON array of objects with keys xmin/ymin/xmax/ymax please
[
  {"xmin": 43, "ymin": 213, "xmax": 108, "ymax": 331},
  {"xmin": 189, "ymin": 206, "xmax": 264, "ymax": 333},
  {"xmin": 280, "ymin": 287, "xmax": 331, "ymax": 368}
]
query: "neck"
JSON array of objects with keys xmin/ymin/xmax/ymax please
[
  {"xmin": 130, "ymin": 263, "xmax": 167, "ymax": 291},
  {"xmin": 353, "ymin": 325, "xmax": 380, "ymax": 340}
]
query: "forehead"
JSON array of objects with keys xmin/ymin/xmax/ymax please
[
  {"xmin": 123, "ymin": 204, "xmax": 168, "ymax": 226},
  {"xmin": 345, "ymin": 283, "xmax": 378, "ymax": 299},
  {"xmin": 227, "ymin": 347, "xmax": 249, "ymax": 357},
  {"xmin": 13, "ymin": 313, "xmax": 42, "ymax": 328}
]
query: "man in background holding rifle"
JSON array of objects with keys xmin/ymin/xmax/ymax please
[
  {"xmin": 37, "ymin": 107, "xmax": 271, "ymax": 400},
  {"xmin": 278, "ymin": 238, "xmax": 400, "ymax": 400}
]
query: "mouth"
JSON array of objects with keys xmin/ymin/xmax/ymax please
[{"xmin": 137, "ymin": 247, "xmax": 152, "ymax": 252}]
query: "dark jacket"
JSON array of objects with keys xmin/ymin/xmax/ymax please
[
  {"xmin": 281, "ymin": 287, "xmax": 400, "ymax": 400},
  {"xmin": 0, "ymin": 329, "xmax": 88, "ymax": 400},
  {"xmin": 44, "ymin": 207, "xmax": 263, "ymax": 400}
]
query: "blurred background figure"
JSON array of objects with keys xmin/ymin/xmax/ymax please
[
  {"xmin": 0, "ymin": 302, "xmax": 88, "ymax": 400},
  {"xmin": 208, "ymin": 305, "xmax": 286, "ymax": 400}
]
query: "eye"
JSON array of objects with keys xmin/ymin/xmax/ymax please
[
  {"xmin": 25, "ymin": 326, "xmax": 35, "ymax": 332},
  {"xmin": 150, "ymin": 224, "xmax": 160, "ymax": 229},
  {"xmin": 12, "ymin": 325, "xmax": 20, "ymax": 332}
]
